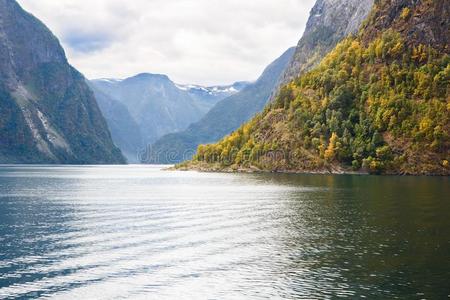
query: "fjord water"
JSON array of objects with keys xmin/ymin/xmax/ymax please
[{"xmin": 0, "ymin": 166, "xmax": 448, "ymax": 299}]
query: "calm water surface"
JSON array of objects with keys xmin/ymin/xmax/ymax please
[{"xmin": 0, "ymin": 165, "xmax": 449, "ymax": 299}]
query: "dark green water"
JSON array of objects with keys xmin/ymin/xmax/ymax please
[{"xmin": 0, "ymin": 165, "xmax": 449, "ymax": 299}]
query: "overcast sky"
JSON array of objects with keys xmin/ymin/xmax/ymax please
[{"xmin": 17, "ymin": 0, "xmax": 316, "ymax": 85}]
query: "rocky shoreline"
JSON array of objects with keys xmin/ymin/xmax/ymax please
[
  {"xmin": 170, "ymin": 161, "xmax": 449, "ymax": 176},
  {"xmin": 171, "ymin": 161, "xmax": 368, "ymax": 175}
]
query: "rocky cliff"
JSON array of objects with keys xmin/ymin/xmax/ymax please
[
  {"xmin": 0, "ymin": 0, "xmax": 125, "ymax": 164},
  {"xmin": 278, "ymin": 0, "xmax": 374, "ymax": 87}
]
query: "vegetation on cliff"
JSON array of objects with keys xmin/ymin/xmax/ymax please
[{"xmin": 184, "ymin": 0, "xmax": 449, "ymax": 175}]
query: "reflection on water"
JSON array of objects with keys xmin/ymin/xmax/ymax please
[{"xmin": 0, "ymin": 165, "xmax": 448, "ymax": 299}]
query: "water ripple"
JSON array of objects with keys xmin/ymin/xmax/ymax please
[{"xmin": 0, "ymin": 165, "xmax": 449, "ymax": 299}]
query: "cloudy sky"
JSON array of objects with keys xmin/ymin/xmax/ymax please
[{"xmin": 17, "ymin": 0, "xmax": 316, "ymax": 85}]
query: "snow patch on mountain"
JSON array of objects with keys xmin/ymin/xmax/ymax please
[{"xmin": 175, "ymin": 83, "xmax": 246, "ymax": 95}]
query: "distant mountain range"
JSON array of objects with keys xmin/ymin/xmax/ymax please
[
  {"xmin": 0, "ymin": 0, "xmax": 124, "ymax": 164},
  {"xmin": 144, "ymin": 47, "xmax": 296, "ymax": 164},
  {"xmin": 176, "ymin": 81, "xmax": 250, "ymax": 106},
  {"xmin": 90, "ymin": 75, "xmax": 247, "ymax": 162}
]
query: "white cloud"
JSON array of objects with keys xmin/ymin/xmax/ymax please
[{"xmin": 17, "ymin": 0, "xmax": 316, "ymax": 85}]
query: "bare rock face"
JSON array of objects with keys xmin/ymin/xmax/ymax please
[
  {"xmin": 361, "ymin": 0, "xmax": 449, "ymax": 53},
  {"xmin": 278, "ymin": 0, "xmax": 374, "ymax": 86},
  {"xmin": 0, "ymin": 0, "xmax": 125, "ymax": 164}
]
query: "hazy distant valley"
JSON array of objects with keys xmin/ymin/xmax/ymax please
[{"xmin": 90, "ymin": 75, "xmax": 248, "ymax": 162}]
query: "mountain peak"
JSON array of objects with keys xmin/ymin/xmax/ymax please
[
  {"xmin": 0, "ymin": 0, "xmax": 67, "ymax": 86},
  {"xmin": 129, "ymin": 73, "xmax": 171, "ymax": 81},
  {"xmin": 279, "ymin": 0, "xmax": 374, "ymax": 86}
]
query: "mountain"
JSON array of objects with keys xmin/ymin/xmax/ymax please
[
  {"xmin": 183, "ymin": 0, "xmax": 450, "ymax": 176},
  {"xmin": 91, "ymin": 74, "xmax": 204, "ymax": 146},
  {"xmin": 90, "ymin": 75, "xmax": 246, "ymax": 162},
  {"xmin": 278, "ymin": 0, "xmax": 374, "ymax": 87},
  {"xmin": 0, "ymin": 0, "xmax": 125, "ymax": 164},
  {"xmin": 145, "ymin": 47, "xmax": 295, "ymax": 164}
]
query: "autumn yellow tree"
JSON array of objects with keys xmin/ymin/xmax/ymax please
[{"xmin": 324, "ymin": 133, "xmax": 339, "ymax": 162}]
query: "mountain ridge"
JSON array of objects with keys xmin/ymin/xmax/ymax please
[
  {"xmin": 90, "ymin": 74, "xmax": 247, "ymax": 162},
  {"xmin": 275, "ymin": 0, "xmax": 374, "ymax": 93}
]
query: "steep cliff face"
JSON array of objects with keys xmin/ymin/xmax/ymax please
[
  {"xmin": 145, "ymin": 47, "xmax": 295, "ymax": 164},
  {"xmin": 0, "ymin": 0, "xmax": 125, "ymax": 164},
  {"xmin": 278, "ymin": 0, "xmax": 374, "ymax": 86},
  {"xmin": 361, "ymin": 0, "xmax": 449, "ymax": 51},
  {"xmin": 185, "ymin": 0, "xmax": 450, "ymax": 176}
]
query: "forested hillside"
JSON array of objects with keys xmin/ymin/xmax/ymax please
[{"xmin": 182, "ymin": 0, "xmax": 450, "ymax": 175}]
